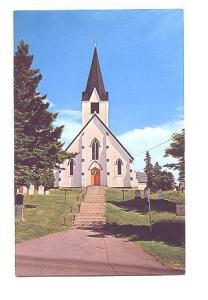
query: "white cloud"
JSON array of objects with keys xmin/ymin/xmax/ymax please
[
  {"xmin": 55, "ymin": 109, "xmax": 82, "ymax": 147},
  {"xmin": 43, "ymin": 98, "xmax": 55, "ymax": 108},
  {"xmin": 118, "ymin": 119, "xmax": 184, "ymax": 179},
  {"xmin": 57, "ymin": 109, "xmax": 81, "ymax": 121}
]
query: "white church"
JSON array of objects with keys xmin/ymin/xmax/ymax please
[{"xmin": 55, "ymin": 47, "xmax": 139, "ymax": 188}]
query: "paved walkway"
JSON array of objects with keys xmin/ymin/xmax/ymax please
[{"xmin": 16, "ymin": 228, "xmax": 183, "ymax": 276}]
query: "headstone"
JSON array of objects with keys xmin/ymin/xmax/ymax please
[
  {"xmin": 15, "ymin": 194, "xmax": 24, "ymax": 222},
  {"xmin": 17, "ymin": 186, "xmax": 24, "ymax": 194},
  {"xmin": 45, "ymin": 190, "xmax": 49, "ymax": 195},
  {"xmin": 38, "ymin": 185, "xmax": 44, "ymax": 195},
  {"xmin": 134, "ymin": 190, "xmax": 141, "ymax": 200},
  {"xmin": 28, "ymin": 184, "xmax": 34, "ymax": 195},
  {"xmin": 15, "ymin": 194, "xmax": 24, "ymax": 205},
  {"xmin": 23, "ymin": 186, "xmax": 28, "ymax": 194},
  {"xmin": 15, "ymin": 205, "xmax": 24, "ymax": 222},
  {"xmin": 144, "ymin": 188, "xmax": 149, "ymax": 199},
  {"xmin": 176, "ymin": 204, "xmax": 185, "ymax": 216},
  {"xmin": 157, "ymin": 189, "xmax": 164, "ymax": 200}
]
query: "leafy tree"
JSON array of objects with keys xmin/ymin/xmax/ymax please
[
  {"xmin": 164, "ymin": 129, "xmax": 185, "ymax": 182},
  {"xmin": 144, "ymin": 151, "xmax": 154, "ymax": 189},
  {"xmin": 152, "ymin": 162, "xmax": 175, "ymax": 191},
  {"xmin": 14, "ymin": 40, "xmax": 72, "ymax": 189}
]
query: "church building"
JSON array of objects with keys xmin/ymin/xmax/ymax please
[{"xmin": 55, "ymin": 47, "xmax": 138, "ymax": 188}]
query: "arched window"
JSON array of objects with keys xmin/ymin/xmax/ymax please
[
  {"xmin": 91, "ymin": 138, "xmax": 100, "ymax": 160},
  {"xmin": 116, "ymin": 159, "xmax": 122, "ymax": 175},
  {"xmin": 69, "ymin": 160, "xmax": 74, "ymax": 175}
]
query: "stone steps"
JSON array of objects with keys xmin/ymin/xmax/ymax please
[{"xmin": 74, "ymin": 185, "xmax": 106, "ymax": 229}]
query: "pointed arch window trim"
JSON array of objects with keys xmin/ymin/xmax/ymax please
[
  {"xmin": 116, "ymin": 158, "xmax": 123, "ymax": 175},
  {"xmin": 68, "ymin": 159, "xmax": 75, "ymax": 176},
  {"xmin": 90, "ymin": 138, "xmax": 100, "ymax": 160},
  {"xmin": 89, "ymin": 138, "xmax": 101, "ymax": 147}
]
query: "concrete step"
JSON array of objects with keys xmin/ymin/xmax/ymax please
[
  {"xmin": 80, "ymin": 208, "xmax": 105, "ymax": 214},
  {"xmin": 81, "ymin": 202, "xmax": 105, "ymax": 208},
  {"xmin": 74, "ymin": 224, "xmax": 106, "ymax": 229},
  {"xmin": 75, "ymin": 216, "xmax": 106, "ymax": 222},
  {"xmin": 84, "ymin": 198, "xmax": 105, "ymax": 200}
]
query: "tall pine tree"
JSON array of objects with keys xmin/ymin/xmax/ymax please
[
  {"xmin": 14, "ymin": 41, "xmax": 72, "ymax": 189},
  {"xmin": 153, "ymin": 162, "xmax": 175, "ymax": 191},
  {"xmin": 144, "ymin": 151, "xmax": 154, "ymax": 189}
]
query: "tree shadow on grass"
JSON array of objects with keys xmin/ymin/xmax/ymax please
[
  {"xmin": 108, "ymin": 198, "xmax": 176, "ymax": 213},
  {"xmin": 104, "ymin": 221, "xmax": 185, "ymax": 247}
]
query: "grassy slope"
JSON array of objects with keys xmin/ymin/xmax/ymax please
[
  {"xmin": 106, "ymin": 188, "xmax": 185, "ymax": 271},
  {"xmin": 150, "ymin": 190, "xmax": 185, "ymax": 204},
  {"xmin": 15, "ymin": 189, "xmax": 82, "ymax": 243}
]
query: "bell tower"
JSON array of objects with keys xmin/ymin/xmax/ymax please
[{"xmin": 82, "ymin": 47, "xmax": 109, "ymax": 126}]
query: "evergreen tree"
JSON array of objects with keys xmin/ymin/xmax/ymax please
[
  {"xmin": 144, "ymin": 151, "xmax": 154, "ymax": 189},
  {"xmin": 152, "ymin": 162, "xmax": 163, "ymax": 190},
  {"xmin": 14, "ymin": 41, "xmax": 72, "ymax": 189},
  {"xmin": 164, "ymin": 129, "xmax": 185, "ymax": 182},
  {"xmin": 152, "ymin": 162, "xmax": 175, "ymax": 191}
]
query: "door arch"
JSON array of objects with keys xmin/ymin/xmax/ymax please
[{"xmin": 91, "ymin": 167, "xmax": 101, "ymax": 186}]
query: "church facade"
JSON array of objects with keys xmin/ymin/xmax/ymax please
[{"xmin": 55, "ymin": 47, "xmax": 138, "ymax": 188}]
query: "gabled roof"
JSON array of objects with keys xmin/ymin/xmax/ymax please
[
  {"xmin": 82, "ymin": 47, "xmax": 108, "ymax": 101},
  {"xmin": 65, "ymin": 114, "xmax": 134, "ymax": 161},
  {"xmin": 136, "ymin": 172, "xmax": 147, "ymax": 183}
]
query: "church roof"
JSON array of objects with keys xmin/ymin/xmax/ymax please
[
  {"xmin": 82, "ymin": 47, "xmax": 109, "ymax": 101},
  {"xmin": 136, "ymin": 172, "xmax": 147, "ymax": 183},
  {"xmin": 65, "ymin": 114, "xmax": 134, "ymax": 161}
]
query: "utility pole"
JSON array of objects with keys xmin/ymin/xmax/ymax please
[{"xmin": 147, "ymin": 188, "xmax": 152, "ymax": 233}]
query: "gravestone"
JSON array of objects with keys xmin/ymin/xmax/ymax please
[
  {"xmin": 17, "ymin": 186, "xmax": 23, "ymax": 194},
  {"xmin": 15, "ymin": 194, "xmax": 24, "ymax": 222},
  {"xmin": 15, "ymin": 205, "xmax": 24, "ymax": 222},
  {"xmin": 45, "ymin": 190, "xmax": 49, "ymax": 195},
  {"xmin": 38, "ymin": 185, "xmax": 44, "ymax": 195},
  {"xmin": 157, "ymin": 189, "xmax": 164, "ymax": 200},
  {"xmin": 23, "ymin": 186, "xmax": 28, "ymax": 194},
  {"xmin": 28, "ymin": 184, "xmax": 34, "ymax": 195},
  {"xmin": 134, "ymin": 190, "xmax": 141, "ymax": 200},
  {"xmin": 144, "ymin": 188, "xmax": 149, "ymax": 200},
  {"xmin": 176, "ymin": 204, "xmax": 185, "ymax": 216}
]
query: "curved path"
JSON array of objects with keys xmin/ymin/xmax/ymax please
[{"xmin": 16, "ymin": 228, "xmax": 183, "ymax": 276}]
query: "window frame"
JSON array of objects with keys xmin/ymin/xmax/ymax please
[
  {"xmin": 69, "ymin": 159, "xmax": 74, "ymax": 176},
  {"xmin": 91, "ymin": 102, "xmax": 99, "ymax": 114},
  {"xmin": 91, "ymin": 138, "xmax": 100, "ymax": 160},
  {"xmin": 116, "ymin": 159, "xmax": 123, "ymax": 176}
]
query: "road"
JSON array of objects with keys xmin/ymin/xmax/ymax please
[{"xmin": 16, "ymin": 228, "xmax": 183, "ymax": 276}]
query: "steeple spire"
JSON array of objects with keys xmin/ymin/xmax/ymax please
[{"xmin": 82, "ymin": 47, "xmax": 108, "ymax": 101}]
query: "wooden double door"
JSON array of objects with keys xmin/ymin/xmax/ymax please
[{"xmin": 91, "ymin": 167, "xmax": 100, "ymax": 185}]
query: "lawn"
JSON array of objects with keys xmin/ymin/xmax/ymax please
[
  {"xmin": 15, "ymin": 188, "xmax": 83, "ymax": 243},
  {"xmin": 106, "ymin": 188, "xmax": 185, "ymax": 271},
  {"xmin": 150, "ymin": 190, "xmax": 185, "ymax": 204}
]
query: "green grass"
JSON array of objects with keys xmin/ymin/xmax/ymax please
[
  {"xmin": 106, "ymin": 188, "xmax": 185, "ymax": 271},
  {"xmin": 150, "ymin": 190, "xmax": 185, "ymax": 204},
  {"xmin": 15, "ymin": 188, "xmax": 83, "ymax": 243}
]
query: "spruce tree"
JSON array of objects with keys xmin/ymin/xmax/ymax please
[
  {"xmin": 14, "ymin": 41, "xmax": 72, "ymax": 189},
  {"xmin": 144, "ymin": 151, "xmax": 154, "ymax": 189},
  {"xmin": 153, "ymin": 162, "xmax": 175, "ymax": 191}
]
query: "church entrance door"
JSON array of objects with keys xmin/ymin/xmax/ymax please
[{"xmin": 91, "ymin": 167, "xmax": 100, "ymax": 186}]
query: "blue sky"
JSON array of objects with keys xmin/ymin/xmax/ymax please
[{"xmin": 14, "ymin": 10, "xmax": 184, "ymax": 176}]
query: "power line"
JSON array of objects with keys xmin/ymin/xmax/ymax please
[{"xmin": 140, "ymin": 138, "xmax": 172, "ymax": 154}]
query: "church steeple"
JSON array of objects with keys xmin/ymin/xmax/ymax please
[{"xmin": 82, "ymin": 47, "xmax": 108, "ymax": 101}]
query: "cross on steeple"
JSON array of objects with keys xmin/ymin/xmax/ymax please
[{"xmin": 93, "ymin": 39, "xmax": 97, "ymax": 47}]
